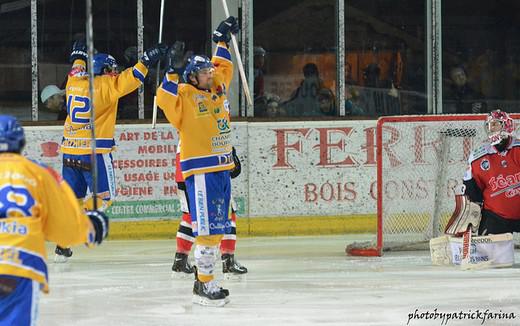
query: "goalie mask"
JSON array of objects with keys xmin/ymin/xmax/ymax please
[{"xmin": 485, "ymin": 109, "xmax": 515, "ymax": 146}]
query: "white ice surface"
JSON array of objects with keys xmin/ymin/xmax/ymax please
[{"xmin": 38, "ymin": 235, "xmax": 520, "ymax": 326}]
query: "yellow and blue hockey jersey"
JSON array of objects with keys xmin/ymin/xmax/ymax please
[
  {"xmin": 62, "ymin": 59, "xmax": 148, "ymax": 155},
  {"xmin": 157, "ymin": 42, "xmax": 235, "ymax": 179},
  {"xmin": 0, "ymin": 153, "xmax": 94, "ymax": 293}
]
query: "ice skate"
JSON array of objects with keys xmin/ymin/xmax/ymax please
[
  {"xmin": 192, "ymin": 279, "xmax": 230, "ymax": 307},
  {"xmin": 54, "ymin": 246, "xmax": 72, "ymax": 263},
  {"xmin": 171, "ymin": 252, "xmax": 195, "ymax": 279},
  {"xmin": 222, "ymin": 254, "xmax": 247, "ymax": 280}
]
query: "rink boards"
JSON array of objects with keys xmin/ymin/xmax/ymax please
[{"xmin": 24, "ymin": 119, "xmax": 518, "ymax": 239}]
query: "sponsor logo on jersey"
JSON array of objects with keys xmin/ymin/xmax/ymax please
[
  {"xmin": 196, "ymin": 190, "xmax": 208, "ymax": 233},
  {"xmin": 223, "ymin": 99, "xmax": 230, "ymax": 113},
  {"xmin": 0, "ymin": 221, "xmax": 28, "ymax": 235},
  {"xmin": 217, "ymin": 119, "xmax": 231, "ymax": 134},
  {"xmin": 211, "ymin": 134, "xmax": 232, "ymax": 153},
  {"xmin": 480, "ymin": 159, "xmax": 490, "ymax": 171},
  {"xmin": 216, "ymin": 84, "xmax": 226, "ymax": 97},
  {"xmin": 211, "ymin": 198, "xmax": 226, "ymax": 222},
  {"xmin": 198, "ymin": 102, "xmax": 207, "ymax": 113}
]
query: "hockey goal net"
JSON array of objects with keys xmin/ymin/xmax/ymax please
[{"xmin": 347, "ymin": 114, "xmax": 520, "ymax": 256}]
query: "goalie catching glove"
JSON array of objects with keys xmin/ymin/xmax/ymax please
[{"xmin": 444, "ymin": 185, "xmax": 482, "ymax": 236}]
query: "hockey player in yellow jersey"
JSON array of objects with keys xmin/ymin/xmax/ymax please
[
  {"xmin": 0, "ymin": 115, "xmax": 109, "ymax": 325},
  {"xmin": 157, "ymin": 16, "xmax": 239, "ymax": 306},
  {"xmin": 56, "ymin": 41, "xmax": 167, "ymax": 261}
]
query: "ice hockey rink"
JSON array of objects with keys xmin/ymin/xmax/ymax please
[{"xmin": 39, "ymin": 235, "xmax": 520, "ymax": 326}]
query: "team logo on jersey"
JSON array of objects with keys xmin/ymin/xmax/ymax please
[
  {"xmin": 214, "ymin": 107, "xmax": 220, "ymax": 114},
  {"xmin": 501, "ymin": 160, "xmax": 508, "ymax": 167},
  {"xmin": 480, "ymin": 159, "xmax": 490, "ymax": 171}
]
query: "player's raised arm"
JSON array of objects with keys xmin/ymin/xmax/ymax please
[
  {"xmin": 99, "ymin": 44, "xmax": 167, "ymax": 104},
  {"xmin": 157, "ymin": 42, "xmax": 186, "ymax": 129},
  {"xmin": 211, "ymin": 17, "xmax": 238, "ymax": 91}
]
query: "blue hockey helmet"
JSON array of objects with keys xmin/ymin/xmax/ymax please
[
  {"xmin": 182, "ymin": 55, "xmax": 215, "ymax": 82},
  {"xmin": 93, "ymin": 53, "xmax": 118, "ymax": 75},
  {"xmin": 0, "ymin": 115, "xmax": 25, "ymax": 153}
]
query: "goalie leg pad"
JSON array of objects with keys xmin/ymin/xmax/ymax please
[{"xmin": 430, "ymin": 233, "xmax": 514, "ymax": 268}]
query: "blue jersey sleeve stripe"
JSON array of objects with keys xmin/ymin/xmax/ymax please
[
  {"xmin": 0, "ymin": 247, "xmax": 48, "ymax": 281},
  {"xmin": 215, "ymin": 46, "xmax": 232, "ymax": 61},
  {"xmin": 132, "ymin": 67, "xmax": 146, "ymax": 83},
  {"xmin": 162, "ymin": 79, "xmax": 178, "ymax": 96}
]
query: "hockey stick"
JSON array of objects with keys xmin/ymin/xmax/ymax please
[
  {"xmin": 220, "ymin": 0, "xmax": 253, "ymax": 107},
  {"xmin": 490, "ymin": 181, "xmax": 520, "ymax": 198},
  {"xmin": 85, "ymin": 0, "xmax": 98, "ymax": 210},
  {"xmin": 151, "ymin": 0, "xmax": 166, "ymax": 129}
]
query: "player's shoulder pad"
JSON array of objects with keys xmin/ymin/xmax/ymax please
[
  {"xmin": 178, "ymin": 83, "xmax": 194, "ymax": 94},
  {"xmin": 468, "ymin": 143, "xmax": 492, "ymax": 163},
  {"xmin": 29, "ymin": 159, "xmax": 63, "ymax": 183}
]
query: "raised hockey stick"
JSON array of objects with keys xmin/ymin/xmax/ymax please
[
  {"xmin": 220, "ymin": 0, "xmax": 253, "ymax": 107},
  {"xmin": 85, "ymin": 0, "xmax": 98, "ymax": 210},
  {"xmin": 151, "ymin": 0, "xmax": 166, "ymax": 129}
]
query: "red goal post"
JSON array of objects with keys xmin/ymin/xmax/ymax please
[{"xmin": 346, "ymin": 114, "xmax": 520, "ymax": 257}]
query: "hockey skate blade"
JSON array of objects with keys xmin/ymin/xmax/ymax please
[
  {"xmin": 171, "ymin": 271, "xmax": 194, "ymax": 280},
  {"xmin": 54, "ymin": 254, "xmax": 69, "ymax": 264},
  {"xmin": 223, "ymin": 273, "xmax": 246, "ymax": 281},
  {"xmin": 192, "ymin": 295, "xmax": 229, "ymax": 307}
]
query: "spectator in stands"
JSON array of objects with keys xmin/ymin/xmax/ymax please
[
  {"xmin": 318, "ymin": 88, "xmax": 336, "ymax": 116},
  {"xmin": 345, "ymin": 62, "xmax": 357, "ymax": 86},
  {"xmin": 40, "ymin": 85, "xmax": 67, "ymax": 120},
  {"xmin": 444, "ymin": 66, "xmax": 487, "ymax": 114},
  {"xmin": 254, "ymin": 46, "xmax": 266, "ymax": 100},
  {"xmin": 345, "ymin": 86, "xmax": 365, "ymax": 116},
  {"xmin": 283, "ymin": 63, "xmax": 335, "ymax": 117}
]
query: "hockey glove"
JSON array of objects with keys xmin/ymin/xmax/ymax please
[
  {"xmin": 212, "ymin": 16, "xmax": 239, "ymax": 44},
  {"xmin": 70, "ymin": 40, "xmax": 88, "ymax": 63},
  {"xmin": 86, "ymin": 210, "xmax": 109, "ymax": 245},
  {"xmin": 444, "ymin": 185, "xmax": 481, "ymax": 236},
  {"xmin": 230, "ymin": 147, "xmax": 241, "ymax": 179},
  {"xmin": 166, "ymin": 41, "xmax": 186, "ymax": 74},
  {"xmin": 140, "ymin": 43, "xmax": 169, "ymax": 69}
]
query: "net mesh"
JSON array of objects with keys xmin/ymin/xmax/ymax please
[{"xmin": 347, "ymin": 115, "xmax": 520, "ymax": 255}]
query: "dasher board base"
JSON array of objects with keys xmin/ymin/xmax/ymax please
[{"xmin": 107, "ymin": 215, "xmax": 377, "ymax": 240}]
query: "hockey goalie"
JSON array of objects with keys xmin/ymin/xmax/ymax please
[{"xmin": 430, "ymin": 109, "xmax": 519, "ymax": 268}]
